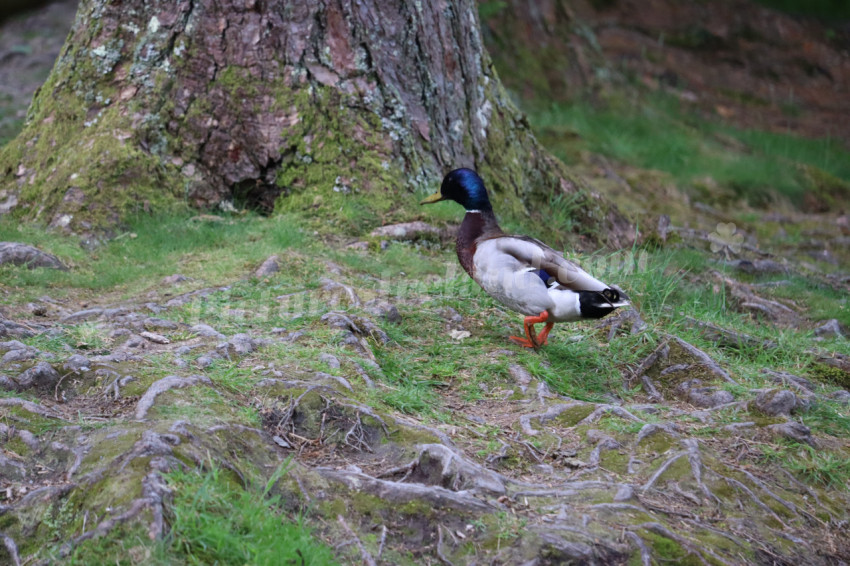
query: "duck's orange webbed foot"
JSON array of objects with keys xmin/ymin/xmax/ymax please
[
  {"xmin": 536, "ymin": 321, "xmax": 555, "ymax": 346},
  {"xmin": 509, "ymin": 311, "xmax": 551, "ymax": 349}
]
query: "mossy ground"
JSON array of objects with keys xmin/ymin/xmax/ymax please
[{"xmin": 2, "ymin": 186, "xmax": 849, "ymax": 562}]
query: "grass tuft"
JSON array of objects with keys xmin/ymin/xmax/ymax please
[{"xmin": 159, "ymin": 462, "xmax": 338, "ymax": 565}]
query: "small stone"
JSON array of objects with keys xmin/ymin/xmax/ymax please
[
  {"xmin": 281, "ymin": 331, "xmax": 304, "ymax": 343},
  {"xmin": 449, "ymin": 329, "xmax": 471, "ymax": 341},
  {"xmin": 0, "ymin": 242, "xmax": 67, "ymax": 270},
  {"xmin": 124, "ymin": 335, "xmax": 145, "ymax": 348},
  {"xmin": 0, "ymin": 319, "xmax": 36, "ymax": 338},
  {"xmin": 814, "ymin": 319, "xmax": 844, "ymax": 339},
  {"xmin": 102, "ymin": 308, "xmax": 129, "ymax": 320},
  {"xmin": 228, "ymin": 333, "xmax": 255, "ymax": 355},
  {"xmin": 613, "ymin": 485, "xmax": 635, "ymax": 502},
  {"xmin": 0, "ymin": 340, "xmax": 29, "ymax": 353},
  {"xmin": 509, "ymin": 364, "xmax": 532, "ymax": 392},
  {"xmin": 28, "ymin": 302, "xmax": 48, "ymax": 316},
  {"xmin": 438, "ymin": 307, "xmax": 463, "ymax": 323},
  {"xmin": 768, "ymin": 421, "xmax": 816, "ymax": 446},
  {"xmin": 762, "ymin": 369, "xmax": 814, "ymax": 392},
  {"xmin": 364, "ymin": 299, "xmax": 401, "ymax": 323},
  {"xmin": 370, "ymin": 221, "xmax": 440, "ymax": 241},
  {"xmin": 15, "ymin": 362, "xmax": 61, "ymax": 389},
  {"xmin": 63, "ymin": 354, "xmax": 91, "ymax": 373},
  {"xmin": 175, "ymin": 344, "xmax": 201, "ymax": 355},
  {"xmin": 319, "ymin": 278, "xmax": 361, "ymax": 307},
  {"xmin": 62, "ymin": 308, "xmax": 104, "ymax": 323},
  {"xmin": 196, "ymin": 355, "xmax": 216, "ymax": 368},
  {"xmin": 190, "ymin": 324, "xmax": 226, "ymax": 339},
  {"xmin": 144, "ymin": 302, "xmax": 165, "ymax": 314},
  {"xmin": 319, "ymin": 353, "xmax": 341, "ymax": 369},
  {"xmin": 140, "ymin": 331, "xmax": 170, "ymax": 344},
  {"xmin": 314, "ymin": 371, "xmax": 353, "ymax": 391},
  {"xmin": 2, "ymin": 348, "xmax": 38, "ymax": 364},
  {"xmin": 162, "ymin": 274, "xmax": 189, "ymax": 285},
  {"xmin": 675, "ymin": 379, "xmax": 734, "ymax": 408},
  {"xmin": 753, "ymin": 389, "xmax": 800, "ymax": 417},
  {"xmin": 254, "ymin": 255, "xmax": 280, "ymax": 277},
  {"xmin": 829, "ymin": 390, "xmax": 850, "ymax": 405}
]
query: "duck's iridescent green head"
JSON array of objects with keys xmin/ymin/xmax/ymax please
[{"xmin": 421, "ymin": 168, "xmax": 493, "ymax": 212}]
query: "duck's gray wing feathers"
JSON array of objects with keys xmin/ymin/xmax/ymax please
[{"xmin": 489, "ymin": 236, "xmax": 610, "ymax": 292}]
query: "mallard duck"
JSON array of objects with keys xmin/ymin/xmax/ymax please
[{"xmin": 421, "ymin": 168, "xmax": 629, "ymax": 348}]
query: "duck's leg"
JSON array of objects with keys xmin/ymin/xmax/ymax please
[
  {"xmin": 535, "ymin": 321, "xmax": 555, "ymax": 346},
  {"xmin": 509, "ymin": 311, "xmax": 549, "ymax": 348}
]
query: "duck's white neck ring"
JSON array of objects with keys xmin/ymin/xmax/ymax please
[{"xmin": 465, "ymin": 209, "xmax": 482, "ymax": 213}]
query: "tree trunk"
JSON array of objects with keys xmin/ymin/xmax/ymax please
[{"xmin": 0, "ymin": 0, "xmax": 630, "ymax": 245}]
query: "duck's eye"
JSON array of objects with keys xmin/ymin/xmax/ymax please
[{"xmin": 602, "ymin": 289, "xmax": 618, "ymax": 302}]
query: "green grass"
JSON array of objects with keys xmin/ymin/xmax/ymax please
[
  {"xmin": 159, "ymin": 463, "xmax": 337, "ymax": 565},
  {"xmin": 0, "ymin": 210, "xmax": 306, "ymax": 299},
  {"xmin": 66, "ymin": 463, "xmax": 338, "ymax": 565},
  {"xmin": 531, "ymin": 94, "xmax": 850, "ymax": 205},
  {"xmin": 761, "ymin": 442, "xmax": 850, "ymax": 490}
]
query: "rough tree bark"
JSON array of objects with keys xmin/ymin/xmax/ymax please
[{"xmin": 0, "ymin": 0, "xmax": 630, "ymax": 244}]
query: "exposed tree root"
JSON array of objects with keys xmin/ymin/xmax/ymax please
[
  {"xmin": 1, "ymin": 532, "xmax": 22, "ymax": 566},
  {"xmin": 729, "ymin": 465, "xmax": 800, "ymax": 517},
  {"xmin": 669, "ymin": 336, "xmax": 738, "ymax": 384},
  {"xmin": 336, "ymin": 514, "xmax": 377, "ymax": 566},
  {"xmin": 717, "ymin": 474, "xmax": 788, "ymax": 527},
  {"xmin": 512, "ymin": 481, "xmax": 625, "ymax": 499},
  {"xmin": 60, "ymin": 498, "xmax": 149, "ymax": 556},
  {"xmin": 623, "ymin": 530, "xmax": 651, "ymax": 566},
  {"xmin": 713, "ymin": 271, "xmax": 800, "ymax": 324},
  {"xmin": 642, "ymin": 451, "xmax": 687, "ymax": 491},
  {"xmin": 629, "ymin": 339, "xmax": 669, "ymax": 387},
  {"xmin": 393, "ymin": 414, "xmax": 455, "ymax": 446},
  {"xmin": 519, "ymin": 402, "xmax": 587, "ymax": 436},
  {"xmin": 640, "ymin": 375, "xmax": 663, "ymax": 401},
  {"xmin": 596, "ymin": 307, "xmax": 647, "ymax": 340},
  {"xmin": 343, "ymin": 411, "xmax": 372, "ymax": 452},
  {"xmin": 684, "ymin": 317, "xmax": 777, "ymax": 350},
  {"xmin": 632, "ymin": 522, "xmax": 733, "ymax": 566},
  {"xmin": 578, "ymin": 404, "xmax": 646, "ymax": 426},
  {"xmin": 682, "ymin": 439, "xmax": 720, "ymax": 504},
  {"xmin": 409, "ymin": 444, "xmax": 507, "ymax": 495},
  {"xmin": 134, "ymin": 375, "xmax": 212, "ymax": 420},
  {"xmin": 377, "ymin": 524, "xmax": 388, "ymax": 559},
  {"xmin": 0, "ymin": 397, "xmax": 64, "ymax": 419},
  {"xmin": 316, "ymin": 468, "xmax": 494, "ymax": 513},
  {"xmin": 436, "ymin": 525, "xmax": 456, "ymax": 566}
]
